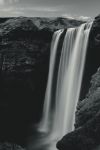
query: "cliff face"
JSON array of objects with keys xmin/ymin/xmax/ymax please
[
  {"xmin": 0, "ymin": 17, "xmax": 52, "ymax": 144},
  {"xmin": 57, "ymin": 15, "xmax": 100, "ymax": 150},
  {"xmin": 0, "ymin": 17, "xmax": 83, "ymax": 144}
]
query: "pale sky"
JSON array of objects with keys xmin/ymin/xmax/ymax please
[{"xmin": 0, "ymin": 0, "xmax": 99, "ymax": 18}]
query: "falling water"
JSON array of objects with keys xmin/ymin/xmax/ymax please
[
  {"xmin": 52, "ymin": 22, "xmax": 93, "ymax": 138},
  {"xmin": 39, "ymin": 22, "xmax": 93, "ymax": 140},
  {"xmin": 38, "ymin": 29, "xmax": 64, "ymax": 132}
]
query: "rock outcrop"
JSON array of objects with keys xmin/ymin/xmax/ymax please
[{"xmin": 57, "ymin": 14, "xmax": 100, "ymax": 150}]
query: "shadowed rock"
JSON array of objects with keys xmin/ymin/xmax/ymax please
[{"xmin": 0, "ymin": 143, "xmax": 25, "ymax": 150}]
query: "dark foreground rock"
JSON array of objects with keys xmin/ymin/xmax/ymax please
[
  {"xmin": 0, "ymin": 143, "xmax": 25, "ymax": 150},
  {"xmin": 57, "ymin": 14, "xmax": 100, "ymax": 150}
]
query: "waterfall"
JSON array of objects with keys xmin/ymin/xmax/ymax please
[
  {"xmin": 39, "ymin": 22, "xmax": 93, "ymax": 140},
  {"xmin": 39, "ymin": 29, "xmax": 64, "ymax": 132}
]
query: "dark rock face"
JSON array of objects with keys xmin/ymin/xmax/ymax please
[
  {"xmin": 0, "ymin": 143, "xmax": 25, "ymax": 150},
  {"xmin": 80, "ymin": 15, "xmax": 100, "ymax": 99},
  {"xmin": 0, "ymin": 17, "xmax": 83, "ymax": 145},
  {"xmin": 75, "ymin": 68, "xmax": 100, "ymax": 128},
  {"xmin": 0, "ymin": 17, "xmax": 52, "ymax": 145},
  {"xmin": 57, "ymin": 15, "xmax": 100, "ymax": 150}
]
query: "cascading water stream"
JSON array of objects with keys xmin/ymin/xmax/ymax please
[
  {"xmin": 38, "ymin": 21, "xmax": 93, "ymax": 144},
  {"xmin": 52, "ymin": 22, "xmax": 93, "ymax": 138},
  {"xmin": 38, "ymin": 29, "xmax": 64, "ymax": 132}
]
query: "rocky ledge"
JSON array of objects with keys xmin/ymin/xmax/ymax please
[{"xmin": 57, "ymin": 14, "xmax": 100, "ymax": 150}]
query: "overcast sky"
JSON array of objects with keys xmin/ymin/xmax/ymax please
[{"xmin": 0, "ymin": 0, "xmax": 99, "ymax": 18}]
